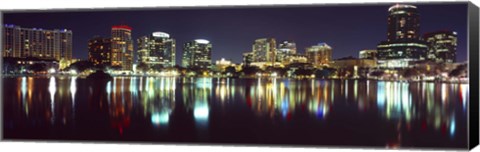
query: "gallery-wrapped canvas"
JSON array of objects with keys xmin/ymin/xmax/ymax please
[{"xmin": 1, "ymin": 1, "xmax": 479, "ymax": 151}]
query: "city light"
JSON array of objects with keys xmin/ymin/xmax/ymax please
[
  {"xmin": 1, "ymin": 3, "xmax": 470, "ymax": 148},
  {"xmin": 151, "ymin": 111, "xmax": 170, "ymax": 126},
  {"xmin": 194, "ymin": 39, "xmax": 209, "ymax": 44},
  {"xmin": 48, "ymin": 68, "xmax": 56, "ymax": 74}
]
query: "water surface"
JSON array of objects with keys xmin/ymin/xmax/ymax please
[{"xmin": 3, "ymin": 76, "xmax": 469, "ymax": 149}]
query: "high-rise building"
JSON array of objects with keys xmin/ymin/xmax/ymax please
[
  {"xmin": 423, "ymin": 31, "xmax": 457, "ymax": 63},
  {"xmin": 359, "ymin": 50, "xmax": 378, "ymax": 59},
  {"xmin": 306, "ymin": 43, "xmax": 332, "ymax": 67},
  {"xmin": 111, "ymin": 25, "xmax": 133, "ymax": 71},
  {"xmin": 252, "ymin": 38, "xmax": 276, "ymax": 64},
  {"xmin": 182, "ymin": 39, "xmax": 212, "ymax": 69},
  {"xmin": 377, "ymin": 4, "xmax": 428, "ymax": 66},
  {"xmin": 277, "ymin": 40, "xmax": 297, "ymax": 62},
  {"xmin": 88, "ymin": 36, "xmax": 112, "ymax": 65},
  {"xmin": 137, "ymin": 32, "xmax": 176, "ymax": 69},
  {"xmin": 2, "ymin": 24, "xmax": 72, "ymax": 61},
  {"xmin": 386, "ymin": 4, "xmax": 420, "ymax": 41}
]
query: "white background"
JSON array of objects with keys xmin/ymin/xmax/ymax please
[{"xmin": 1, "ymin": 0, "xmax": 479, "ymax": 152}]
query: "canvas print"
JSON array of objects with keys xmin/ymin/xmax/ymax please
[{"xmin": 1, "ymin": 2, "xmax": 477, "ymax": 150}]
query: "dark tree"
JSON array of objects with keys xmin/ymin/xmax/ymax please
[
  {"xmin": 136, "ymin": 62, "xmax": 150, "ymax": 73},
  {"xmin": 66, "ymin": 60, "xmax": 94, "ymax": 72},
  {"xmin": 449, "ymin": 64, "xmax": 467, "ymax": 77},
  {"xmin": 28, "ymin": 63, "xmax": 48, "ymax": 72},
  {"xmin": 241, "ymin": 66, "xmax": 261, "ymax": 76}
]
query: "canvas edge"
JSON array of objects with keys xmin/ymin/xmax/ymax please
[
  {"xmin": 0, "ymin": 1, "xmax": 475, "ymax": 151},
  {"xmin": 468, "ymin": 1, "xmax": 479, "ymax": 150}
]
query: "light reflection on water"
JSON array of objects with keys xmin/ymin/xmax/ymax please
[{"xmin": 4, "ymin": 77, "xmax": 469, "ymax": 147}]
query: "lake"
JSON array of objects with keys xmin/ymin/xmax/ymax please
[{"xmin": 2, "ymin": 76, "xmax": 469, "ymax": 149}]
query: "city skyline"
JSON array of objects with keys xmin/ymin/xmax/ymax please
[{"xmin": 3, "ymin": 3, "xmax": 468, "ymax": 64}]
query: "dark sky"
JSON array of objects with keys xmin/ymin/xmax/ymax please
[{"xmin": 3, "ymin": 2, "xmax": 468, "ymax": 63}]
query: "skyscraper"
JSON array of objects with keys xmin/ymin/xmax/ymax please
[
  {"xmin": 306, "ymin": 43, "xmax": 332, "ymax": 67},
  {"xmin": 277, "ymin": 40, "xmax": 297, "ymax": 62},
  {"xmin": 182, "ymin": 39, "xmax": 212, "ymax": 69},
  {"xmin": 137, "ymin": 32, "xmax": 176, "ymax": 69},
  {"xmin": 111, "ymin": 25, "xmax": 133, "ymax": 71},
  {"xmin": 252, "ymin": 38, "xmax": 276, "ymax": 64},
  {"xmin": 386, "ymin": 4, "xmax": 420, "ymax": 41},
  {"xmin": 424, "ymin": 31, "xmax": 457, "ymax": 63},
  {"xmin": 377, "ymin": 4, "xmax": 428, "ymax": 67},
  {"xmin": 88, "ymin": 36, "xmax": 112, "ymax": 66},
  {"xmin": 2, "ymin": 24, "xmax": 72, "ymax": 61}
]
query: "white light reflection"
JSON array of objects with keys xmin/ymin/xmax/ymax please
[
  {"xmin": 48, "ymin": 76, "xmax": 56, "ymax": 124},
  {"xmin": 194, "ymin": 101, "xmax": 210, "ymax": 125},
  {"xmin": 151, "ymin": 111, "xmax": 170, "ymax": 126},
  {"xmin": 106, "ymin": 81, "xmax": 112, "ymax": 104},
  {"xmin": 460, "ymin": 84, "xmax": 468, "ymax": 112},
  {"xmin": 450, "ymin": 118, "xmax": 456, "ymax": 137},
  {"xmin": 377, "ymin": 81, "xmax": 386, "ymax": 110},
  {"xmin": 70, "ymin": 77, "xmax": 77, "ymax": 107},
  {"xmin": 441, "ymin": 83, "xmax": 447, "ymax": 103},
  {"xmin": 21, "ymin": 77, "xmax": 27, "ymax": 103}
]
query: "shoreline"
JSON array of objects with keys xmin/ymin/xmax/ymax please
[{"xmin": 1, "ymin": 74, "xmax": 469, "ymax": 84}]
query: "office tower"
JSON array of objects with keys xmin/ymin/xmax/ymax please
[
  {"xmin": 277, "ymin": 40, "xmax": 297, "ymax": 62},
  {"xmin": 137, "ymin": 32, "xmax": 176, "ymax": 69},
  {"xmin": 424, "ymin": 31, "xmax": 457, "ymax": 63},
  {"xmin": 182, "ymin": 39, "xmax": 212, "ymax": 69},
  {"xmin": 88, "ymin": 36, "xmax": 112, "ymax": 65},
  {"xmin": 111, "ymin": 25, "xmax": 133, "ymax": 71},
  {"xmin": 306, "ymin": 42, "xmax": 332, "ymax": 67},
  {"xmin": 252, "ymin": 38, "xmax": 276, "ymax": 64},
  {"xmin": 2, "ymin": 24, "xmax": 72, "ymax": 61},
  {"xmin": 376, "ymin": 4, "xmax": 428, "ymax": 66}
]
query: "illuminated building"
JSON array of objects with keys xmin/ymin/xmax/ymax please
[
  {"xmin": 111, "ymin": 25, "xmax": 134, "ymax": 71},
  {"xmin": 137, "ymin": 32, "xmax": 176, "ymax": 69},
  {"xmin": 359, "ymin": 50, "xmax": 378, "ymax": 59},
  {"xmin": 277, "ymin": 40, "xmax": 297, "ymax": 62},
  {"xmin": 283, "ymin": 54, "xmax": 308, "ymax": 65},
  {"xmin": 88, "ymin": 36, "xmax": 112, "ymax": 66},
  {"xmin": 376, "ymin": 4, "xmax": 428, "ymax": 68},
  {"xmin": 2, "ymin": 24, "xmax": 72, "ymax": 61},
  {"xmin": 423, "ymin": 31, "xmax": 457, "ymax": 63},
  {"xmin": 182, "ymin": 39, "xmax": 212, "ymax": 69},
  {"xmin": 305, "ymin": 42, "xmax": 332, "ymax": 68},
  {"xmin": 252, "ymin": 38, "xmax": 277, "ymax": 64},
  {"xmin": 214, "ymin": 58, "xmax": 236, "ymax": 72},
  {"xmin": 331, "ymin": 56, "xmax": 377, "ymax": 78}
]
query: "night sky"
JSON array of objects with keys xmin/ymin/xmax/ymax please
[{"xmin": 2, "ymin": 2, "xmax": 468, "ymax": 64}]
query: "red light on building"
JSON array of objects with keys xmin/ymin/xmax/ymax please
[{"xmin": 112, "ymin": 25, "xmax": 133, "ymax": 31}]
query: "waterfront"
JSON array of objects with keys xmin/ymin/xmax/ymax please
[{"xmin": 3, "ymin": 76, "xmax": 468, "ymax": 148}]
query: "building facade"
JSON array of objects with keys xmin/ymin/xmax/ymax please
[
  {"xmin": 88, "ymin": 36, "xmax": 112, "ymax": 66},
  {"xmin": 277, "ymin": 40, "xmax": 297, "ymax": 62},
  {"xmin": 305, "ymin": 43, "xmax": 332, "ymax": 67},
  {"xmin": 252, "ymin": 38, "xmax": 277, "ymax": 64},
  {"xmin": 137, "ymin": 32, "xmax": 176, "ymax": 69},
  {"xmin": 182, "ymin": 39, "xmax": 212, "ymax": 69},
  {"xmin": 423, "ymin": 31, "xmax": 457, "ymax": 63},
  {"xmin": 111, "ymin": 25, "xmax": 134, "ymax": 71},
  {"xmin": 2, "ymin": 24, "xmax": 72, "ymax": 61},
  {"xmin": 359, "ymin": 49, "xmax": 378, "ymax": 59},
  {"xmin": 376, "ymin": 4, "xmax": 428, "ymax": 67}
]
